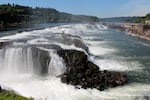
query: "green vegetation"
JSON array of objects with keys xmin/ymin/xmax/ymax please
[
  {"xmin": 101, "ymin": 14, "xmax": 150, "ymax": 23},
  {"xmin": 0, "ymin": 4, "xmax": 100, "ymax": 31},
  {"xmin": 0, "ymin": 90, "xmax": 33, "ymax": 100},
  {"xmin": 128, "ymin": 14, "xmax": 150, "ymax": 23}
]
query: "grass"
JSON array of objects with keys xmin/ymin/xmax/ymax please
[{"xmin": 0, "ymin": 90, "xmax": 33, "ymax": 100}]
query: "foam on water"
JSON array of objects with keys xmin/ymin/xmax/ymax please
[
  {"xmin": 0, "ymin": 23, "xmax": 107, "ymax": 41},
  {"xmin": 94, "ymin": 59, "xmax": 143, "ymax": 71},
  {"xmin": 48, "ymin": 51, "xmax": 66, "ymax": 76},
  {"xmin": 0, "ymin": 23, "xmax": 150, "ymax": 100},
  {"xmin": 28, "ymin": 38, "xmax": 50, "ymax": 44},
  {"xmin": 1, "ymin": 76, "xmax": 100, "ymax": 100},
  {"xmin": 1, "ymin": 75, "xmax": 150, "ymax": 100},
  {"xmin": 89, "ymin": 46, "xmax": 117, "ymax": 56}
]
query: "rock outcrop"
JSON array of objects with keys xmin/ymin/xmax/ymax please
[
  {"xmin": 0, "ymin": 41, "xmax": 12, "ymax": 49},
  {"xmin": 46, "ymin": 33, "xmax": 89, "ymax": 52},
  {"xmin": 31, "ymin": 47, "xmax": 51, "ymax": 75},
  {"xmin": 57, "ymin": 50, "xmax": 127, "ymax": 91}
]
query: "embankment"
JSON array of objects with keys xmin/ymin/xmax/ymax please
[{"xmin": 105, "ymin": 23, "xmax": 150, "ymax": 40}]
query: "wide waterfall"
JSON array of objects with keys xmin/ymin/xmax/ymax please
[
  {"xmin": 0, "ymin": 47, "xmax": 34, "ymax": 74},
  {"xmin": 0, "ymin": 23, "xmax": 150, "ymax": 100},
  {"xmin": 0, "ymin": 47, "xmax": 65, "ymax": 76}
]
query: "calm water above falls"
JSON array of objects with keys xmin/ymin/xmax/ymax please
[{"xmin": 0, "ymin": 23, "xmax": 150, "ymax": 100}]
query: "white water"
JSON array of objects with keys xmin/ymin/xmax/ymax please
[
  {"xmin": 48, "ymin": 51, "xmax": 66, "ymax": 76},
  {"xmin": 0, "ymin": 48, "xmax": 34, "ymax": 74},
  {"xmin": 0, "ymin": 23, "xmax": 150, "ymax": 100}
]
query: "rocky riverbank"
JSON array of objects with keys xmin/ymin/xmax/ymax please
[{"xmin": 105, "ymin": 23, "xmax": 150, "ymax": 40}]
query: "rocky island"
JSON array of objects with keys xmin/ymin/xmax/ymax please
[{"xmin": 57, "ymin": 50, "xmax": 127, "ymax": 91}]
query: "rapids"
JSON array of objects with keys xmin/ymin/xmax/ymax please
[{"xmin": 0, "ymin": 23, "xmax": 150, "ymax": 100}]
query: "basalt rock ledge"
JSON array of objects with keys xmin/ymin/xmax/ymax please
[{"xmin": 57, "ymin": 50, "xmax": 127, "ymax": 91}]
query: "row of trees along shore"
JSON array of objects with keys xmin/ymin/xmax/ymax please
[
  {"xmin": 0, "ymin": 3, "xmax": 100, "ymax": 31},
  {"xmin": 127, "ymin": 13, "xmax": 150, "ymax": 24}
]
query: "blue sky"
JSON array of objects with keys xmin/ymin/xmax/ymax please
[{"xmin": 0, "ymin": 0, "xmax": 150, "ymax": 18}]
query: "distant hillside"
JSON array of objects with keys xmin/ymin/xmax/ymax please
[
  {"xmin": 0, "ymin": 4, "xmax": 100, "ymax": 31},
  {"xmin": 128, "ymin": 14, "xmax": 150, "ymax": 23},
  {"xmin": 101, "ymin": 14, "xmax": 150, "ymax": 23}
]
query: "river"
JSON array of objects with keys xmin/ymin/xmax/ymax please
[{"xmin": 0, "ymin": 23, "xmax": 150, "ymax": 100}]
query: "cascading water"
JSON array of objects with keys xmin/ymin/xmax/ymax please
[
  {"xmin": 0, "ymin": 47, "xmax": 34, "ymax": 75},
  {"xmin": 0, "ymin": 46, "xmax": 66, "ymax": 76},
  {"xmin": 48, "ymin": 51, "xmax": 66, "ymax": 76},
  {"xmin": 0, "ymin": 23, "xmax": 150, "ymax": 100}
]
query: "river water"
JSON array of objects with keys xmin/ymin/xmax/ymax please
[{"xmin": 0, "ymin": 23, "xmax": 150, "ymax": 100}]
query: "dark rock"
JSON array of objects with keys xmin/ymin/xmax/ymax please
[
  {"xmin": 31, "ymin": 47, "xmax": 51, "ymax": 75},
  {"xmin": 33, "ymin": 44, "xmax": 62, "ymax": 50},
  {"xmin": 0, "ymin": 86, "xmax": 2, "ymax": 92},
  {"xmin": 57, "ymin": 50, "xmax": 127, "ymax": 91},
  {"xmin": 87, "ymin": 61, "xmax": 99, "ymax": 72},
  {"xmin": 50, "ymin": 33, "xmax": 89, "ymax": 52},
  {"xmin": 0, "ymin": 41, "xmax": 12, "ymax": 49},
  {"xmin": 73, "ymin": 39, "xmax": 89, "ymax": 52},
  {"xmin": 61, "ymin": 75, "xmax": 68, "ymax": 84}
]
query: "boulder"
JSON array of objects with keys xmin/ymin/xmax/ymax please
[{"xmin": 57, "ymin": 50, "xmax": 127, "ymax": 91}]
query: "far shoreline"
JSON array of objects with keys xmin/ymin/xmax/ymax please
[{"xmin": 105, "ymin": 22, "xmax": 150, "ymax": 41}]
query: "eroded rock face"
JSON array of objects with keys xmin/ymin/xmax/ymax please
[
  {"xmin": 45, "ymin": 33, "xmax": 89, "ymax": 52},
  {"xmin": 0, "ymin": 41, "xmax": 12, "ymax": 49},
  {"xmin": 31, "ymin": 47, "xmax": 51, "ymax": 75},
  {"xmin": 57, "ymin": 50, "xmax": 127, "ymax": 91},
  {"xmin": 0, "ymin": 86, "xmax": 2, "ymax": 92}
]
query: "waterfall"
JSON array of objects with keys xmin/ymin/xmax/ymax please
[
  {"xmin": 0, "ymin": 47, "xmax": 34, "ymax": 75},
  {"xmin": 48, "ymin": 51, "xmax": 66, "ymax": 76},
  {"xmin": 0, "ymin": 23, "xmax": 149, "ymax": 100},
  {"xmin": 0, "ymin": 47, "xmax": 65, "ymax": 76}
]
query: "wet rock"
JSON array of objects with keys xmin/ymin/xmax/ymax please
[
  {"xmin": 61, "ymin": 75, "xmax": 69, "ymax": 84},
  {"xmin": 57, "ymin": 50, "xmax": 127, "ymax": 91},
  {"xmin": 0, "ymin": 86, "xmax": 2, "ymax": 92},
  {"xmin": 31, "ymin": 47, "xmax": 51, "ymax": 75},
  {"xmin": 0, "ymin": 41, "xmax": 12, "ymax": 49},
  {"xmin": 47, "ymin": 33, "xmax": 89, "ymax": 52},
  {"xmin": 37, "ymin": 44, "xmax": 62, "ymax": 50},
  {"xmin": 73, "ymin": 39, "xmax": 89, "ymax": 52}
]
